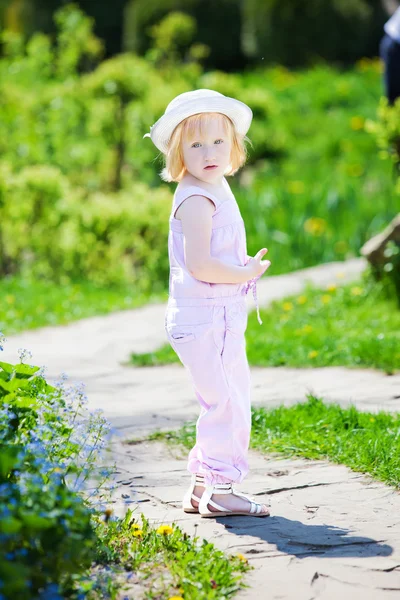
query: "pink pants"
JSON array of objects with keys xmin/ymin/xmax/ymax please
[{"xmin": 165, "ymin": 293, "xmax": 251, "ymax": 486}]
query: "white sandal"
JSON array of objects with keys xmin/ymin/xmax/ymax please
[
  {"xmin": 198, "ymin": 481, "xmax": 270, "ymax": 518},
  {"xmin": 182, "ymin": 473, "xmax": 206, "ymax": 513}
]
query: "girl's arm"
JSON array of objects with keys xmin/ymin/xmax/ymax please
[{"xmin": 179, "ymin": 194, "xmax": 255, "ymax": 284}]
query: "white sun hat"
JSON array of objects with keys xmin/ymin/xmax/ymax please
[{"xmin": 143, "ymin": 89, "xmax": 253, "ymax": 154}]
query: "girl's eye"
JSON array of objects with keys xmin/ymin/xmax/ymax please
[
  {"xmin": 191, "ymin": 143, "xmax": 201, "ymax": 148},
  {"xmin": 215, "ymin": 139, "xmax": 223, "ymax": 144}
]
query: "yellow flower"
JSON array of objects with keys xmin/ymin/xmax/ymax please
[
  {"xmin": 282, "ymin": 302, "xmax": 293, "ymax": 311},
  {"xmin": 345, "ymin": 163, "xmax": 364, "ymax": 177},
  {"xmin": 168, "ymin": 597, "xmax": 184, "ymax": 600},
  {"xmin": 237, "ymin": 553, "xmax": 249, "ymax": 563},
  {"xmin": 350, "ymin": 116, "xmax": 365, "ymax": 130},
  {"xmin": 287, "ymin": 180, "xmax": 305, "ymax": 194},
  {"xmin": 321, "ymin": 294, "xmax": 331, "ymax": 304},
  {"xmin": 5, "ymin": 295, "xmax": 15, "ymax": 304},
  {"xmin": 296, "ymin": 295, "xmax": 307, "ymax": 304},
  {"xmin": 326, "ymin": 284, "xmax": 337, "ymax": 292},
  {"xmin": 295, "ymin": 324, "xmax": 313, "ymax": 336},
  {"xmin": 309, "ymin": 350, "xmax": 318, "ymax": 359},
  {"xmin": 335, "ymin": 271, "xmax": 345, "ymax": 279},
  {"xmin": 133, "ymin": 530, "xmax": 143, "ymax": 537},
  {"xmin": 157, "ymin": 524, "xmax": 174, "ymax": 536},
  {"xmin": 131, "ymin": 523, "xmax": 141, "ymax": 530},
  {"xmin": 351, "ymin": 286, "xmax": 363, "ymax": 296},
  {"xmin": 304, "ymin": 217, "xmax": 327, "ymax": 236},
  {"xmin": 302, "ymin": 324, "xmax": 313, "ymax": 334},
  {"xmin": 369, "ymin": 417, "xmax": 375, "ymax": 423},
  {"xmin": 355, "ymin": 57, "xmax": 371, "ymax": 72}
]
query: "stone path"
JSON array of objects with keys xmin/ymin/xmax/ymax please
[
  {"xmin": 109, "ymin": 439, "xmax": 400, "ymax": 600},
  {"xmin": 2, "ymin": 256, "xmax": 400, "ymax": 599}
]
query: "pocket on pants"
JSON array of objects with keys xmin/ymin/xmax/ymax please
[{"xmin": 168, "ymin": 330, "xmax": 196, "ymax": 344}]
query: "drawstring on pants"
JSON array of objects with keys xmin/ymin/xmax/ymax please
[{"xmin": 243, "ymin": 278, "xmax": 262, "ymax": 325}]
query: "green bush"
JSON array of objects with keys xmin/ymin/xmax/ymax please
[
  {"xmin": 0, "ymin": 335, "xmax": 114, "ymax": 599},
  {"xmin": 0, "ymin": 163, "xmax": 171, "ymax": 287}
]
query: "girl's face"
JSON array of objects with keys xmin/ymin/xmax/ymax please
[{"xmin": 181, "ymin": 116, "xmax": 232, "ymax": 184}]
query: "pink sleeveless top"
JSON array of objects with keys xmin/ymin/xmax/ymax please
[{"xmin": 167, "ymin": 180, "xmax": 263, "ymax": 324}]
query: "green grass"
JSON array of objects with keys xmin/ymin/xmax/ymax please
[
  {"xmin": 227, "ymin": 61, "xmax": 398, "ymax": 274},
  {"xmin": 130, "ymin": 396, "xmax": 400, "ymax": 491},
  {"xmin": 0, "ymin": 274, "xmax": 169, "ymax": 335},
  {"xmin": 129, "ymin": 272, "xmax": 400, "ymax": 374},
  {"xmin": 80, "ymin": 509, "xmax": 252, "ymax": 599}
]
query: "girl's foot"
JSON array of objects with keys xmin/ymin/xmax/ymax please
[
  {"xmin": 207, "ymin": 492, "xmax": 270, "ymax": 515},
  {"xmin": 190, "ymin": 477, "xmax": 270, "ymax": 516},
  {"xmin": 190, "ymin": 485, "xmax": 204, "ymax": 510}
]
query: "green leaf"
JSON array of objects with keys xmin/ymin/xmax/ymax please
[
  {"xmin": 14, "ymin": 363, "xmax": 40, "ymax": 378},
  {"xmin": 0, "ymin": 378, "xmax": 31, "ymax": 393},
  {"xmin": 0, "ymin": 361, "xmax": 15, "ymax": 374},
  {"xmin": 20, "ymin": 512, "xmax": 54, "ymax": 530},
  {"xmin": 0, "ymin": 516, "xmax": 22, "ymax": 534},
  {"xmin": 0, "ymin": 447, "xmax": 21, "ymax": 477}
]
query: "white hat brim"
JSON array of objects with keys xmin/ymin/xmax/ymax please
[{"xmin": 144, "ymin": 96, "xmax": 252, "ymax": 154}]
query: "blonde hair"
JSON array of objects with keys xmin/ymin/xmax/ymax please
[{"xmin": 160, "ymin": 112, "xmax": 251, "ymax": 183}]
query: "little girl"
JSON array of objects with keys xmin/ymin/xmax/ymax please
[{"xmin": 144, "ymin": 89, "xmax": 271, "ymax": 517}]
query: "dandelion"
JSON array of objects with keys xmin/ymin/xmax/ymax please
[
  {"xmin": 304, "ymin": 217, "xmax": 327, "ymax": 236},
  {"xmin": 287, "ymin": 180, "xmax": 305, "ymax": 194},
  {"xmin": 345, "ymin": 164, "xmax": 363, "ymax": 177},
  {"xmin": 309, "ymin": 350, "xmax": 318, "ymax": 359},
  {"xmin": 355, "ymin": 57, "xmax": 371, "ymax": 72},
  {"xmin": 326, "ymin": 284, "xmax": 337, "ymax": 292},
  {"xmin": 321, "ymin": 295, "xmax": 331, "ymax": 304},
  {"xmin": 350, "ymin": 116, "xmax": 365, "ymax": 130},
  {"xmin": 351, "ymin": 286, "xmax": 363, "ymax": 296},
  {"xmin": 168, "ymin": 597, "xmax": 184, "ymax": 600},
  {"xmin": 282, "ymin": 302, "xmax": 293, "ymax": 312},
  {"xmin": 132, "ymin": 530, "xmax": 143, "ymax": 538},
  {"xmin": 302, "ymin": 325, "xmax": 313, "ymax": 334},
  {"xmin": 156, "ymin": 524, "xmax": 173, "ymax": 536},
  {"xmin": 370, "ymin": 417, "xmax": 375, "ymax": 423},
  {"xmin": 296, "ymin": 295, "xmax": 307, "ymax": 304},
  {"xmin": 131, "ymin": 523, "xmax": 141, "ymax": 530},
  {"xmin": 237, "ymin": 553, "xmax": 248, "ymax": 563},
  {"xmin": 5, "ymin": 295, "xmax": 15, "ymax": 304}
]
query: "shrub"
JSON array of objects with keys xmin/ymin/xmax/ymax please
[{"xmin": 0, "ymin": 334, "xmax": 115, "ymax": 599}]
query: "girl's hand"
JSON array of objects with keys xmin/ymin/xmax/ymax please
[{"xmin": 245, "ymin": 248, "xmax": 271, "ymax": 279}]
